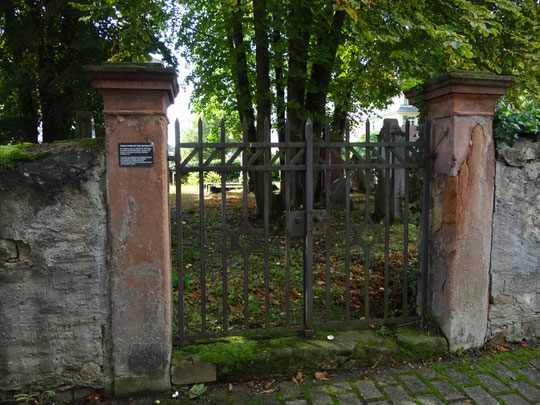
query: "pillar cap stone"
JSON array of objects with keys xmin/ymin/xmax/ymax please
[
  {"xmin": 85, "ymin": 63, "xmax": 179, "ymax": 103},
  {"xmin": 404, "ymin": 70, "xmax": 514, "ymax": 105}
]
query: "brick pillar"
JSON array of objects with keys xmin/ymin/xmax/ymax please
[
  {"xmin": 405, "ymin": 71, "xmax": 514, "ymax": 351},
  {"xmin": 86, "ymin": 64, "xmax": 178, "ymax": 395}
]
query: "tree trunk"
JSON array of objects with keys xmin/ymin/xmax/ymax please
[
  {"xmin": 228, "ymin": 1, "xmax": 256, "ymax": 143},
  {"xmin": 253, "ymin": 0, "xmax": 272, "ymax": 216},
  {"xmin": 305, "ymin": 10, "xmax": 346, "ymax": 140},
  {"xmin": 286, "ymin": 1, "xmax": 312, "ymax": 208}
]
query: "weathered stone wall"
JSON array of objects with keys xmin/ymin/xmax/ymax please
[
  {"xmin": 489, "ymin": 138, "xmax": 540, "ymax": 343},
  {"xmin": 0, "ymin": 141, "xmax": 110, "ymax": 398}
]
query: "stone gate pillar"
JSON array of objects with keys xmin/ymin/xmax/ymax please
[
  {"xmin": 86, "ymin": 64, "xmax": 178, "ymax": 395},
  {"xmin": 405, "ymin": 71, "xmax": 514, "ymax": 351}
]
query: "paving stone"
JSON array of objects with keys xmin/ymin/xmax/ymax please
[
  {"xmin": 258, "ymin": 394, "xmax": 280, "ymax": 405},
  {"xmin": 372, "ymin": 372, "xmax": 398, "ymax": 385},
  {"xmin": 518, "ymin": 366, "xmax": 540, "ymax": 385},
  {"xmin": 530, "ymin": 356, "xmax": 540, "ymax": 371},
  {"xmin": 370, "ymin": 402, "xmax": 390, "ymax": 405},
  {"xmin": 510, "ymin": 379, "xmax": 540, "ymax": 401},
  {"xmin": 308, "ymin": 386, "xmax": 333, "ymax": 405},
  {"xmin": 487, "ymin": 361, "xmax": 519, "ymax": 380},
  {"xmin": 499, "ymin": 393, "xmax": 530, "ymax": 405},
  {"xmin": 463, "ymin": 386, "xmax": 499, "ymax": 405},
  {"xmin": 329, "ymin": 381, "xmax": 352, "ymax": 393},
  {"xmin": 416, "ymin": 367, "xmax": 441, "ymax": 380},
  {"xmin": 416, "ymin": 394, "xmax": 444, "ymax": 405},
  {"xmin": 430, "ymin": 380, "xmax": 466, "ymax": 401},
  {"xmin": 474, "ymin": 373, "xmax": 509, "ymax": 393},
  {"xmin": 280, "ymin": 381, "xmax": 303, "ymax": 399},
  {"xmin": 285, "ymin": 400, "xmax": 307, "ymax": 405},
  {"xmin": 442, "ymin": 368, "xmax": 474, "ymax": 385},
  {"xmin": 398, "ymin": 374, "xmax": 430, "ymax": 393},
  {"xmin": 335, "ymin": 393, "xmax": 362, "ymax": 405},
  {"xmin": 354, "ymin": 380, "xmax": 383, "ymax": 400},
  {"xmin": 383, "ymin": 386, "xmax": 416, "ymax": 405},
  {"xmin": 503, "ymin": 358, "xmax": 527, "ymax": 369}
]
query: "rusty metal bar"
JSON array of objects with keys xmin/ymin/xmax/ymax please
[
  {"xmin": 403, "ymin": 121, "xmax": 410, "ymax": 316},
  {"xmin": 174, "ymin": 141, "xmax": 419, "ymax": 149},
  {"xmin": 175, "ymin": 119, "xmax": 185, "ymax": 347},
  {"xmin": 241, "ymin": 119, "xmax": 250, "ymax": 330},
  {"xmin": 284, "ymin": 121, "xmax": 292, "ymax": 327},
  {"xmin": 304, "ymin": 119, "xmax": 314, "ymax": 337},
  {"xmin": 220, "ymin": 120, "xmax": 228, "ymax": 333},
  {"xmin": 345, "ymin": 121, "xmax": 351, "ymax": 321},
  {"xmin": 198, "ymin": 118, "xmax": 207, "ymax": 334},
  {"xmin": 383, "ymin": 123, "xmax": 390, "ymax": 320},
  {"xmin": 324, "ymin": 122, "xmax": 331, "ymax": 322},
  {"xmin": 364, "ymin": 122, "xmax": 372, "ymax": 320},
  {"xmin": 263, "ymin": 119, "xmax": 271, "ymax": 328},
  {"xmin": 421, "ymin": 120, "xmax": 432, "ymax": 320}
]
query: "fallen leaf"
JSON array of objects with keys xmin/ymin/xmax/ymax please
[
  {"xmin": 292, "ymin": 372, "xmax": 306, "ymax": 384},
  {"xmin": 264, "ymin": 380, "xmax": 274, "ymax": 389},
  {"xmin": 188, "ymin": 383, "xmax": 207, "ymax": 399},
  {"xmin": 263, "ymin": 388, "xmax": 276, "ymax": 394},
  {"xmin": 315, "ymin": 371, "xmax": 329, "ymax": 381},
  {"xmin": 390, "ymin": 364, "xmax": 401, "ymax": 369},
  {"xmin": 362, "ymin": 375, "xmax": 369, "ymax": 381},
  {"xmin": 228, "ymin": 383, "xmax": 233, "ymax": 391}
]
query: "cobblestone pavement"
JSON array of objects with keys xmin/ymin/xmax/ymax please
[{"xmin": 181, "ymin": 346, "xmax": 540, "ymax": 405}]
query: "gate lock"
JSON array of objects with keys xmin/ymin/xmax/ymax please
[{"xmin": 286, "ymin": 210, "xmax": 333, "ymax": 237}]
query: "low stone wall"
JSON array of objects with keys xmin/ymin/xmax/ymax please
[
  {"xmin": 0, "ymin": 141, "xmax": 110, "ymax": 400},
  {"xmin": 489, "ymin": 138, "xmax": 540, "ymax": 343}
]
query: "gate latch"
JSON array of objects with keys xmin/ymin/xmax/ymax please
[{"xmin": 286, "ymin": 210, "xmax": 333, "ymax": 237}]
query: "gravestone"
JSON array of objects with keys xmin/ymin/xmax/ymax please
[
  {"xmin": 75, "ymin": 111, "xmax": 94, "ymax": 139},
  {"xmin": 330, "ymin": 178, "xmax": 346, "ymax": 209},
  {"xmin": 374, "ymin": 119, "xmax": 405, "ymax": 221}
]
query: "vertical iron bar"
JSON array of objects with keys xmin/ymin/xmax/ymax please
[
  {"xmin": 175, "ymin": 119, "xmax": 185, "ymax": 346},
  {"xmin": 403, "ymin": 120, "xmax": 410, "ymax": 316},
  {"xmin": 364, "ymin": 120, "xmax": 372, "ymax": 320},
  {"xmin": 324, "ymin": 122, "xmax": 331, "ymax": 321},
  {"xmin": 304, "ymin": 119, "xmax": 314, "ymax": 336},
  {"xmin": 421, "ymin": 120, "xmax": 431, "ymax": 321},
  {"xmin": 284, "ymin": 121, "xmax": 292, "ymax": 327},
  {"xmin": 198, "ymin": 118, "xmax": 206, "ymax": 333},
  {"xmin": 241, "ymin": 119, "xmax": 250, "ymax": 330},
  {"xmin": 220, "ymin": 120, "xmax": 228, "ymax": 333},
  {"xmin": 345, "ymin": 121, "xmax": 351, "ymax": 321},
  {"xmin": 383, "ymin": 123, "xmax": 390, "ymax": 320},
  {"xmin": 263, "ymin": 118, "xmax": 271, "ymax": 328}
]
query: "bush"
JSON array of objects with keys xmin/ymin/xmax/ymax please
[{"xmin": 494, "ymin": 100, "xmax": 539, "ymax": 146}]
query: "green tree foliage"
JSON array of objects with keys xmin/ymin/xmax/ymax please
[
  {"xmin": 0, "ymin": 0, "xmax": 175, "ymax": 144},
  {"xmin": 494, "ymin": 99, "xmax": 540, "ymax": 145},
  {"xmin": 176, "ymin": 0, "xmax": 539, "ymax": 139},
  {"xmin": 176, "ymin": 0, "xmax": 538, "ymax": 212}
]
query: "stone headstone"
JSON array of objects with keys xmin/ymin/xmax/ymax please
[
  {"xmin": 330, "ymin": 178, "xmax": 346, "ymax": 209},
  {"xmin": 374, "ymin": 119, "xmax": 406, "ymax": 221},
  {"xmin": 75, "ymin": 111, "xmax": 94, "ymax": 139}
]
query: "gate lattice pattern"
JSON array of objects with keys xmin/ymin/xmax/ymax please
[{"xmin": 169, "ymin": 118, "xmax": 431, "ymax": 346}]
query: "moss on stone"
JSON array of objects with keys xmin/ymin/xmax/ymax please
[
  {"xmin": 0, "ymin": 143, "xmax": 46, "ymax": 172},
  {"xmin": 172, "ymin": 326, "xmax": 452, "ymax": 382},
  {"xmin": 173, "ymin": 338, "xmax": 258, "ymax": 367},
  {"xmin": 83, "ymin": 137, "xmax": 105, "ymax": 149}
]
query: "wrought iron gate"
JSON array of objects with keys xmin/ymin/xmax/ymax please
[{"xmin": 169, "ymin": 118, "xmax": 431, "ymax": 346}]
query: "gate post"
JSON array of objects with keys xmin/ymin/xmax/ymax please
[
  {"xmin": 86, "ymin": 64, "xmax": 178, "ymax": 395},
  {"xmin": 405, "ymin": 71, "xmax": 513, "ymax": 350}
]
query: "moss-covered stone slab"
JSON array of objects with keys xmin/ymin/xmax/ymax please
[
  {"xmin": 171, "ymin": 327, "xmax": 449, "ymax": 384},
  {"xmin": 171, "ymin": 355, "xmax": 216, "ymax": 385}
]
